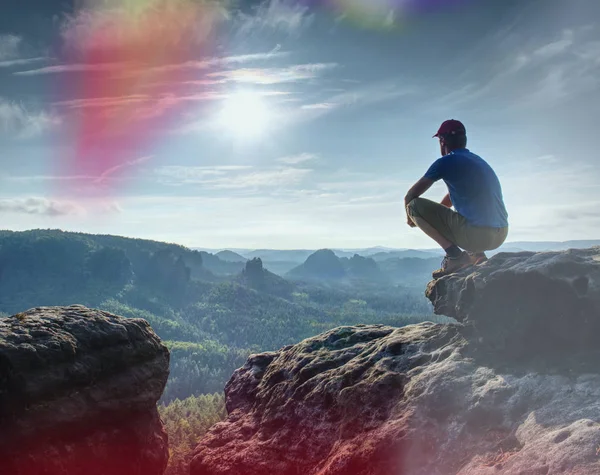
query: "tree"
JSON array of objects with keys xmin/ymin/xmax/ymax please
[{"xmin": 86, "ymin": 247, "xmax": 133, "ymax": 286}]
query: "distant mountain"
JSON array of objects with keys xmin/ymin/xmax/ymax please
[
  {"xmin": 236, "ymin": 258, "xmax": 294, "ymax": 298},
  {"xmin": 242, "ymin": 249, "xmax": 315, "ymax": 263},
  {"xmin": 288, "ymin": 250, "xmax": 346, "ymax": 281},
  {"xmin": 260, "ymin": 260, "xmax": 301, "ymax": 277},
  {"xmin": 287, "ymin": 250, "xmax": 386, "ymax": 283},
  {"xmin": 379, "ymin": 257, "xmax": 442, "ymax": 287},
  {"xmin": 216, "ymin": 250, "xmax": 248, "ymax": 263},
  {"xmin": 501, "ymin": 240, "xmax": 600, "ymax": 252},
  {"xmin": 342, "ymin": 254, "xmax": 389, "ymax": 282},
  {"xmin": 423, "ymin": 240, "xmax": 600, "ymax": 256},
  {"xmin": 333, "ymin": 247, "xmax": 399, "ymax": 259},
  {"xmin": 198, "ymin": 252, "xmax": 245, "ymax": 275},
  {"xmin": 194, "ymin": 240, "xmax": 600, "ymax": 272},
  {"xmin": 370, "ymin": 250, "xmax": 441, "ymax": 261}
]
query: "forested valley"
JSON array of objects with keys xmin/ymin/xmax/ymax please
[{"xmin": 0, "ymin": 229, "xmax": 446, "ymax": 474}]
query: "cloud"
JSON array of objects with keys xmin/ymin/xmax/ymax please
[
  {"xmin": 277, "ymin": 153, "xmax": 318, "ymax": 165},
  {"xmin": 53, "ymin": 92, "xmax": 227, "ymax": 126},
  {"xmin": 0, "ymin": 198, "xmax": 83, "ymax": 217},
  {"xmin": 533, "ymin": 29, "xmax": 574, "ymax": 59},
  {"xmin": 536, "ymin": 155, "xmax": 559, "ymax": 163},
  {"xmin": 0, "ymin": 36, "xmax": 49, "ymax": 69},
  {"xmin": 96, "ymin": 155, "xmax": 153, "ymax": 183},
  {"xmin": 301, "ymin": 103, "xmax": 336, "ymax": 110},
  {"xmin": 54, "ymin": 93, "xmax": 226, "ymax": 111},
  {"xmin": 14, "ymin": 62, "xmax": 129, "ymax": 76},
  {"xmin": 0, "ymin": 99, "xmax": 61, "ymax": 138},
  {"xmin": 54, "ymin": 94, "xmax": 149, "ymax": 108},
  {"xmin": 433, "ymin": 26, "xmax": 600, "ymax": 112},
  {"xmin": 208, "ymin": 63, "xmax": 337, "ymax": 85},
  {"xmin": 14, "ymin": 52, "xmax": 285, "ymax": 77},
  {"xmin": 558, "ymin": 204, "xmax": 600, "ymax": 223},
  {"xmin": 235, "ymin": 0, "xmax": 313, "ymax": 35},
  {"xmin": 298, "ymin": 82, "xmax": 414, "ymax": 119},
  {"xmin": 60, "ymin": 0, "xmax": 227, "ymax": 55},
  {"xmin": 154, "ymin": 165, "xmax": 312, "ymax": 189},
  {"xmin": 0, "ymin": 57, "xmax": 48, "ymax": 68},
  {"xmin": 5, "ymin": 174, "xmax": 91, "ymax": 183},
  {"xmin": 0, "ymin": 35, "xmax": 21, "ymax": 60}
]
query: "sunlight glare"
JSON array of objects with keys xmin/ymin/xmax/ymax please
[{"xmin": 218, "ymin": 91, "xmax": 270, "ymax": 140}]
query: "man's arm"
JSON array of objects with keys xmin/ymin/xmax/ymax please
[
  {"xmin": 441, "ymin": 193, "xmax": 452, "ymax": 208},
  {"xmin": 404, "ymin": 177, "xmax": 434, "ymax": 227},
  {"xmin": 404, "ymin": 177, "xmax": 435, "ymax": 206}
]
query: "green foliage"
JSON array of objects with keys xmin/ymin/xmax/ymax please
[
  {"xmin": 0, "ymin": 229, "xmax": 438, "ymax": 405},
  {"xmin": 85, "ymin": 247, "xmax": 133, "ymax": 285},
  {"xmin": 159, "ymin": 393, "xmax": 226, "ymax": 475},
  {"xmin": 161, "ymin": 341, "xmax": 249, "ymax": 402}
]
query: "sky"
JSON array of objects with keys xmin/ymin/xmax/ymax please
[{"xmin": 1, "ymin": 0, "xmax": 599, "ymax": 250}]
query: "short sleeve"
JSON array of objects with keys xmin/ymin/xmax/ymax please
[{"xmin": 424, "ymin": 158, "xmax": 447, "ymax": 182}]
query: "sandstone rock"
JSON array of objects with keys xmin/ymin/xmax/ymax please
[
  {"xmin": 190, "ymin": 249, "xmax": 600, "ymax": 475},
  {"xmin": 426, "ymin": 248, "xmax": 600, "ymax": 362},
  {"xmin": 0, "ymin": 305, "xmax": 170, "ymax": 475}
]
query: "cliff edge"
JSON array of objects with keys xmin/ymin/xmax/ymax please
[{"xmin": 190, "ymin": 249, "xmax": 600, "ymax": 475}]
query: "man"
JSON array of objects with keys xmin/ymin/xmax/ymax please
[{"xmin": 404, "ymin": 120, "xmax": 508, "ymax": 278}]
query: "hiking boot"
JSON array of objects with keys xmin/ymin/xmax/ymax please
[
  {"xmin": 432, "ymin": 251, "xmax": 472, "ymax": 279},
  {"xmin": 468, "ymin": 252, "xmax": 488, "ymax": 265},
  {"xmin": 432, "ymin": 252, "xmax": 473, "ymax": 279}
]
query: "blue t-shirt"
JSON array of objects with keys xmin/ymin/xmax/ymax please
[{"xmin": 424, "ymin": 148, "xmax": 508, "ymax": 228}]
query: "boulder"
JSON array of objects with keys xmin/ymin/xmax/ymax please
[
  {"xmin": 190, "ymin": 249, "xmax": 600, "ymax": 475},
  {"xmin": 426, "ymin": 248, "xmax": 600, "ymax": 363},
  {"xmin": 0, "ymin": 305, "xmax": 170, "ymax": 475}
]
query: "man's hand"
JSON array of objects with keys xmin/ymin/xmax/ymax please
[{"xmin": 404, "ymin": 177, "xmax": 433, "ymax": 229}]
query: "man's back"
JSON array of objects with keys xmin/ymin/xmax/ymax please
[{"xmin": 424, "ymin": 148, "xmax": 508, "ymax": 228}]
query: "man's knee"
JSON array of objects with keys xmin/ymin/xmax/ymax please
[{"xmin": 406, "ymin": 197, "xmax": 425, "ymax": 219}]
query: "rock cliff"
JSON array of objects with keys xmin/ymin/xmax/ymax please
[
  {"xmin": 0, "ymin": 305, "xmax": 170, "ymax": 475},
  {"xmin": 190, "ymin": 248, "xmax": 600, "ymax": 475}
]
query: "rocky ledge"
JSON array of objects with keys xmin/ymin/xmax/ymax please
[
  {"xmin": 0, "ymin": 305, "xmax": 170, "ymax": 475},
  {"xmin": 190, "ymin": 248, "xmax": 600, "ymax": 475},
  {"xmin": 426, "ymin": 248, "xmax": 600, "ymax": 363}
]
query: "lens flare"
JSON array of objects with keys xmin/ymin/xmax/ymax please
[
  {"xmin": 53, "ymin": 0, "xmax": 471, "ymax": 200},
  {"xmin": 304, "ymin": 0, "xmax": 470, "ymax": 30},
  {"xmin": 57, "ymin": 0, "xmax": 223, "ymax": 197}
]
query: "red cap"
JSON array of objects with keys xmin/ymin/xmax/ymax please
[{"xmin": 433, "ymin": 119, "xmax": 466, "ymax": 138}]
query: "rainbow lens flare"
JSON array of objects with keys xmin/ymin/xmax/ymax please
[
  {"xmin": 304, "ymin": 0, "xmax": 469, "ymax": 29},
  {"xmin": 57, "ymin": 0, "xmax": 223, "ymax": 196}
]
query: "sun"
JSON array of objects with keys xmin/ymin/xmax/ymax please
[{"xmin": 218, "ymin": 91, "xmax": 270, "ymax": 140}]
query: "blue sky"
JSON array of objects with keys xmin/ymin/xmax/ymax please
[{"xmin": 1, "ymin": 0, "xmax": 599, "ymax": 249}]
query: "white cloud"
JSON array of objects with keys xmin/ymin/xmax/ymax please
[
  {"xmin": 0, "ymin": 198, "xmax": 83, "ymax": 217},
  {"xmin": 0, "ymin": 57, "xmax": 48, "ymax": 68},
  {"xmin": 154, "ymin": 165, "xmax": 312, "ymax": 189},
  {"xmin": 431, "ymin": 26, "xmax": 600, "ymax": 111},
  {"xmin": 96, "ymin": 155, "xmax": 153, "ymax": 183},
  {"xmin": 0, "ymin": 35, "xmax": 21, "ymax": 60},
  {"xmin": 301, "ymin": 103, "xmax": 336, "ymax": 110},
  {"xmin": 297, "ymin": 81, "xmax": 415, "ymax": 120},
  {"xmin": 14, "ymin": 52, "xmax": 286, "ymax": 77},
  {"xmin": 236, "ymin": 0, "xmax": 313, "ymax": 35},
  {"xmin": 277, "ymin": 153, "xmax": 318, "ymax": 165},
  {"xmin": 209, "ymin": 63, "xmax": 337, "ymax": 85},
  {"xmin": 575, "ymin": 40, "xmax": 600, "ymax": 65},
  {"xmin": 154, "ymin": 165, "xmax": 253, "ymax": 181},
  {"xmin": 14, "ymin": 62, "xmax": 129, "ymax": 76},
  {"xmin": 533, "ymin": 29, "xmax": 574, "ymax": 58},
  {"xmin": 0, "ymin": 99, "xmax": 61, "ymax": 138}
]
